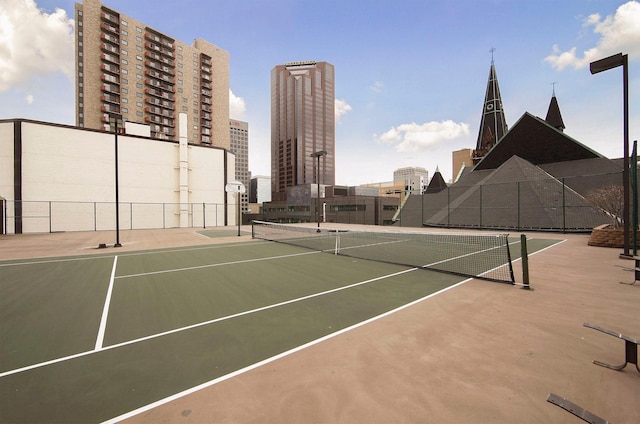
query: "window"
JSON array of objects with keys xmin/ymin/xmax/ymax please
[
  {"xmin": 121, "ymin": 29, "xmax": 128, "ymax": 36},
  {"xmin": 121, "ymin": 107, "xmax": 128, "ymax": 113},
  {"xmin": 136, "ymin": 55, "xmax": 142, "ymax": 61},
  {"xmin": 121, "ymin": 19, "xmax": 128, "ymax": 26},
  {"xmin": 136, "ymin": 26, "xmax": 142, "ymax": 33},
  {"xmin": 121, "ymin": 58, "xmax": 128, "ymax": 65}
]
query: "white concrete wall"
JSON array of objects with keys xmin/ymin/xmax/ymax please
[
  {"xmin": 2, "ymin": 120, "xmax": 233, "ymax": 233},
  {"xmin": 0, "ymin": 122, "xmax": 14, "ymax": 200}
]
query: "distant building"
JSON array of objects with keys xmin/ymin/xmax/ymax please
[
  {"xmin": 230, "ymin": 120, "xmax": 249, "ymax": 212},
  {"xmin": 393, "ymin": 167, "xmax": 429, "ymax": 194},
  {"xmin": 270, "ymin": 61, "xmax": 335, "ymax": 201},
  {"xmin": 74, "ymin": 0, "xmax": 230, "ymax": 147},
  {"xmin": 250, "ymin": 175, "xmax": 271, "ymax": 204},
  {"xmin": 452, "ymin": 148, "xmax": 473, "ymax": 182}
]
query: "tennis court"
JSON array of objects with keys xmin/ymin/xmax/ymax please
[
  {"xmin": 0, "ymin": 224, "xmax": 562, "ymax": 423},
  {"xmin": 0, "ymin": 225, "xmax": 636, "ymax": 423}
]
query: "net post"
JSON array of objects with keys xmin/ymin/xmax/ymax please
[
  {"xmin": 520, "ymin": 234, "xmax": 531, "ymax": 290},
  {"xmin": 251, "ymin": 220, "xmax": 256, "ymax": 239}
]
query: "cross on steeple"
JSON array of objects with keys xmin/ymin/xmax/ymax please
[
  {"xmin": 551, "ymin": 81, "xmax": 558, "ymax": 96},
  {"xmin": 490, "ymin": 47, "xmax": 496, "ymax": 65}
]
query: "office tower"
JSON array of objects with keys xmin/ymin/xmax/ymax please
[
  {"xmin": 249, "ymin": 175, "xmax": 272, "ymax": 204},
  {"xmin": 472, "ymin": 56, "xmax": 507, "ymax": 164},
  {"xmin": 75, "ymin": 0, "xmax": 230, "ymax": 148},
  {"xmin": 230, "ymin": 119, "xmax": 249, "ymax": 212},
  {"xmin": 270, "ymin": 61, "xmax": 335, "ymax": 201}
]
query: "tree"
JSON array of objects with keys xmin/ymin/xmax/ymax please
[{"xmin": 585, "ymin": 185, "xmax": 624, "ymax": 228}]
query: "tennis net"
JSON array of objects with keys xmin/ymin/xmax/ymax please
[{"xmin": 252, "ymin": 221, "xmax": 515, "ymax": 284}]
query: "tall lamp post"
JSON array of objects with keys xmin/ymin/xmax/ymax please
[
  {"xmin": 590, "ymin": 52, "xmax": 631, "ymax": 259},
  {"xmin": 311, "ymin": 150, "xmax": 327, "ymax": 232},
  {"xmin": 109, "ymin": 113, "xmax": 124, "ymax": 247}
]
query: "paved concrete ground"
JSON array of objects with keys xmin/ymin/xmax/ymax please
[{"xmin": 1, "ymin": 227, "xmax": 639, "ymax": 423}]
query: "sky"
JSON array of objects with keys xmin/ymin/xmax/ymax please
[{"xmin": 1, "ymin": 0, "xmax": 639, "ymax": 185}]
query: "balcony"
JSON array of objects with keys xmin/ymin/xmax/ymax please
[
  {"xmin": 145, "ymin": 97, "xmax": 173, "ymax": 110},
  {"xmin": 100, "ymin": 11, "xmax": 119, "ymax": 25},
  {"xmin": 101, "ymin": 93, "xmax": 120, "ymax": 104},
  {"xmin": 101, "ymin": 73, "xmax": 119, "ymax": 84},
  {"xmin": 101, "ymin": 83, "xmax": 120, "ymax": 94},
  {"xmin": 100, "ymin": 22, "xmax": 118, "ymax": 35},
  {"xmin": 101, "ymin": 43, "xmax": 118, "ymax": 55},
  {"xmin": 100, "ymin": 33, "xmax": 119, "ymax": 45},
  {"xmin": 100, "ymin": 63, "xmax": 119, "ymax": 74}
]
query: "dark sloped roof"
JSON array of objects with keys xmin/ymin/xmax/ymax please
[
  {"xmin": 474, "ymin": 112, "xmax": 602, "ymax": 171},
  {"xmin": 425, "ymin": 170, "xmax": 447, "ymax": 193},
  {"xmin": 545, "ymin": 95, "xmax": 565, "ymax": 131}
]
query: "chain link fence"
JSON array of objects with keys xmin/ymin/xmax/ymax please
[{"xmin": 1, "ymin": 201, "xmax": 228, "ymax": 234}]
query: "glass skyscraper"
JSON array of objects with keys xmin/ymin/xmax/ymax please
[{"xmin": 270, "ymin": 61, "xmax": 335, "ymax": 201}]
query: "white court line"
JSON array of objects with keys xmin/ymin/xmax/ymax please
[
  {"xmin": 115, "ymin": 250, "xmax": 320, "ymax": 280},
  {"xmin": 102, "ymin": 274, "xmax": 474, "ymax": 424},
  {"xmin": 0, "ymin": 267, "xmax": 416, "ymax": 379},
  {"xmin": 95, "ymin": 256, "xmax": 118, "ymax": 350},
  {"xmin": 0, "ymin": 241, "xmax": 270, "ymax": 268}
]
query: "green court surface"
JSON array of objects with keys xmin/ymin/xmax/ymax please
[{"xmin": 0, "ymin": 236, "xmax": 561, "ymax": 423}]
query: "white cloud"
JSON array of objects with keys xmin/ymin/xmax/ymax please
[
  {"xmin": 545, "ymin": 1, "xmax": 640, "ymax": 70},
  {"xmin": 335, "ymin": 98, "xmax": 352, "ymax": 123},
  {"xmin": 368, "ymin": 80, "xmax": 384, "ymax": 93},
  {"xmin": 25, "ymin": 94, "xmax": 34, "ymax": 104},
  {"xmin": 0, "ymin": 0, "xmax": 75, "ymax": 92},
  {"xmin": 229, "ymin": 89, "xmax": 246, "ymax": 119},
  {"xmin": 378, "ymin": 120, "xmax": 470, "ymax": 153}
]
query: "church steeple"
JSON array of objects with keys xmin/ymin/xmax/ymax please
[
  {"xmin": 545, "ymin": 84, "xmax": 565, "ymax": 132},
  {"xmin": 473, "ymin": 50, "xmax": 508, "ymax": 164}
]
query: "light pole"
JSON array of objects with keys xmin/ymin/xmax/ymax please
[
  {"xmin": 311, "ymin": 150, "xmax": 327, "ymax": 232},
  {"xmin": 109, "ymin": 113, "xmax": 124, "ymax": 247},
  {"xmin": 590, "ymin": 53, "xmax": 631, "ymax": 258}
]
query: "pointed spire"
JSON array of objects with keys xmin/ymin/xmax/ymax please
[
  {"xmin": 426, "ymin": 168, "xmax": 447, "ymax": 193},
  {"xmin": 473, "ymin": 51, "xmax": 508, "ymax": 164},
  {"xmin": 545, "ymin": 87, "xmax": 565, "ymax": 132}
]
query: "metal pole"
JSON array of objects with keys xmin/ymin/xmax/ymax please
[
  {"xmin": 632, "ymin": 140, "xmax": 638, "ymax": 256},
  {"xmin": 520, "ymin": 234, "xmax": 531, "ymax": 290},
  {"xmin": 317, "ymin": 154, "xmax": 320, "ymax": 232},
  {"xmin": 114, "ymin": 118, "xmax": 121, "ymax": 247},
  {"xmin": 622, "ymin": 55, "xmax": 630, "ymax": 258}
]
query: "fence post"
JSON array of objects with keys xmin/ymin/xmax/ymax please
[
  {"xmin": 562, "ymin": 178, "xmax": 566, "ymax": 234},
  {"xmin": 163, "ymin": 203, "xmax": 166, "ymax": 229},
  {"xmin": 479, "ymin": 185, "xmax": 483, "ymax": 229},
  {"xmin": 203, "ymin": 203, "xmax": 206, "ymax": 228},
  {"xmin": 94, "ymin": 202, "xmax": 97, "ymax": 231},
  {"xmin": 517, "ymin": 182, "xmax": 521, "ymax": 231},
  {"xmin": 447, "ymin": 188, "xmax": 450, "ymax": 228},
  {"xmin": 521, "ymin": 234, "xmax": 531, "ymax": 290},
  {"xmin": 49, "ymin": 201, "xmax": 52, "ymax": 233}
]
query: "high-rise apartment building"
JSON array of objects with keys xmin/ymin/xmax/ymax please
[
  {"xmin": 230, "ymin": 119, "xmax": 249, "ymax": 212},
  {"xmin": 75, "ymin": 0, "xmax": 230, "ymax": 148},
  {"xmin": 270, "ymin": 61, "xmax": 335, "ymax": 201}
]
